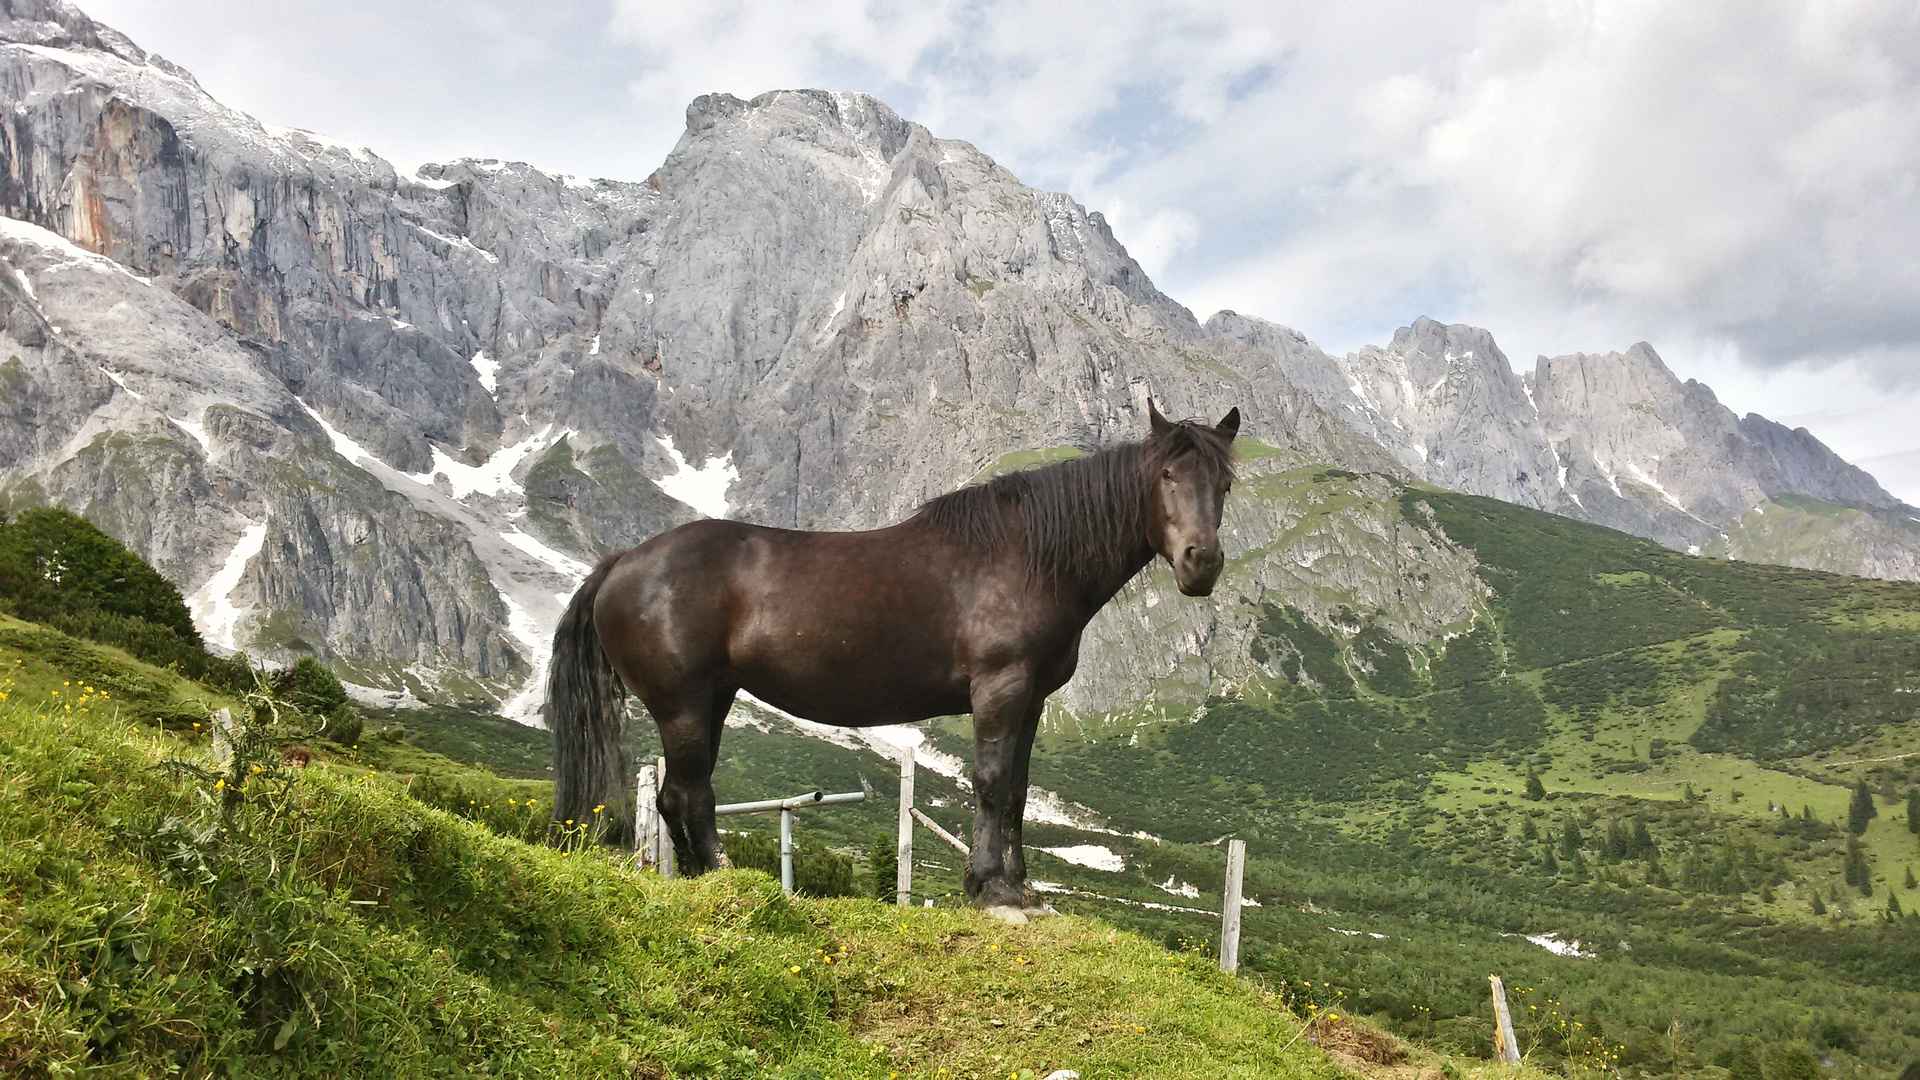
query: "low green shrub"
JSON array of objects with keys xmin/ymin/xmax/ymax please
[
  {"xmin": 325, "ymin": 702, "xmax": 363, "ymax": 748},
  {"xmin": 722, "ymin": 829, "xmax": 862, "ymax": 899}
]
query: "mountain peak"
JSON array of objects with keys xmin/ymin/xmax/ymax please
[
  {"xmin": 0, "ymin": 0, "xmax": 144, "ymax": 61},
  {"xmin": 683, "ymin": 89, "xmax": 915, "ymax": 163}
]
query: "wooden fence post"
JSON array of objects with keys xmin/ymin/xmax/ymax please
[
  {"xmin": 634, "ymin": 765, "xmax": 658, "ymax": 863},
  {"xmin": 1490, "ymin": 975, "xmax": 1522, "ymax": 1065},
  {"xmin": 896, "ymin": 744, "xmax": 915, "ymax": 906},
  {"xmin": 1219, "ymin": 838, "xmax": 1246, "ymax": 973},
  {"xmin": 655, "ymin": 756, "xmax": 675, "ymax": 878}
]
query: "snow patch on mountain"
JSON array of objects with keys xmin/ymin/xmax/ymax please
[
  {"xmin": 1038, "ymin": 845, "xmax": 1124, "ymax": 872},
  {"xmin": 189, "ymin": 520, "xmax": 267, "ymax": 651},
  {"xmin": 409, "ymin": 426, "xmax": 559, "ymax": 500},
  {"xmin": 470, "ymin": 351, "xmax": 498, "ymax": 396},
  {"xmin": 501, "ymin": 528, "xmax": 594, "ymax": 578},
  {"xmin": 656, "ymin": 436, "xmax": 737, "ymax": 518},
  {"xmin": 169, "ymin": 415, "xmax": 210, "ymax": 454}
]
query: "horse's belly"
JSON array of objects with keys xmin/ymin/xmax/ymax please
[
  {"xmin": 728, "ymin": 619, "xmax": 969, "ymax": 725},
  {"xmin": 740, "ymin": 677, "xmax": 970, "ymax": 728}
]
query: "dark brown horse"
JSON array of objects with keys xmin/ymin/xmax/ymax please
[{"xmin": 548, "ymin": 402, "xmax": 1239, "ymax": 911}]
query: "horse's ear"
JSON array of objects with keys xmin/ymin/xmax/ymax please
[
  {"xmin": 1215, "ymin": 407, "xmax": 1241, "ymax": 440},
  {"xmin": 1147, "ymin": 399, "xmax": 1173, "ymax": 436}
]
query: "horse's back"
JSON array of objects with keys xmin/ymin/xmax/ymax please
[{"xmin": 593, "ymin": 517, "xmax": 979, "ymax": 724}]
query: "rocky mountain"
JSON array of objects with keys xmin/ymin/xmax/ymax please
[
  {"xmin": 1210, "ymin": 313, "xmax": 1920, "ymax": 577},
  {"xmin": 0, "ymin": 0, "xmax": 1913, "ymax": 721}
]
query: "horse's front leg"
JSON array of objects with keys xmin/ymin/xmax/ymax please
[
  {"xmin": 1003, "ymin": 695, "xmax": 1045, "ymax": 908},
  {"xmin": 965, "ymin": 669, "xmax": 1034, "ymax": 911}
]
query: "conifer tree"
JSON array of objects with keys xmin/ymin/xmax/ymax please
[
  {"xmin": 1802, "ymin": 804, "xmax": 1815, "ymax": 822},
  {"xmin": 1632, "ymin": 818, "xmax": 1655, "ymax": 858},
  {"xmin": 1845, "ymin": 836, "xmax": 1873, "ymax": 897},
  {"xmin": 1727, "ymin": 1041, "xmax": 1763, "ymax": 1080},
  {"xmin": 1561, "ymin": 819, "xmax": 1582, "ymax": 861},
  {"xmin": 1544, "ymin": 846, "xmax": 1560, "ymax": 874},
  {"xmin": 1520, "ymin": 816, "xmax": 1538, "ymax": 842},
  {"xmin": 1606, "ymin": 820, "xmax": 1631, "ymax": 861},
  {"xmin": 1905, "ymin": 866, "xmax": 1916, "ymax": 891},
  {"xmin": 1811, "ymin": 892, "xmax": 1827, "ymax": 916},
  {"xmin": 1524, "ymin": 767, "xmax": 1546, "ymax": 801},
  {"xmin": 1891, "ymin": 891, "xmax": 1905, "ymax": 918},
  {"xmin": 1908, "ymin": 788, "xmax": 1919, "ymax": 836},
  {"xmin": 869, "ymin": 833, "xmax": 897, "ymax": 901},
  {"xmin": 1849, "ymin": 780, "xmax": 1877, "ymax": 835},
  {"xmin": 1648, "ymin": 854, "xmax": 1671, "ymax": 889}
]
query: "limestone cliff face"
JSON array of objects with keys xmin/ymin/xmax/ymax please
[
  {"xmin": 0, "ymin": 3, "xmax": 1391, "ymax": 714},
  {"xmin": 625, "ymin": 90, "xmax": 1387, "ymax": 532},
  {"xmin": 1, "ymin": 0, "xmax": 1913, "ymax": 723}
]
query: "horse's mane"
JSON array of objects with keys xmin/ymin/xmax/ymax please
[{"xmin": 913, "ymin": 420, "xmax": 1236, "ymax": 588}]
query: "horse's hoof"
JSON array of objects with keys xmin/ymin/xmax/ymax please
[{"xmin": 984, "ymin": 905, "xmax": 1029, "ymax": 925}]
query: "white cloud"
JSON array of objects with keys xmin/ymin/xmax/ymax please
[{"xmin": 1170, "ymin": 3, "xmax": 1920, "ymax": 378}]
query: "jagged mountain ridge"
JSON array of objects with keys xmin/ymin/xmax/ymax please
[
  {"xmin": 0, "ymin": 0, "xmax": 1912, "ymax": 721},
  {"xmin": 1209, "ymin": 312, "xmax": 1920, "ymax": 578},
  {"xmin": 0, "ymin": 0, "xmax": 1392, "ymax": 716}
]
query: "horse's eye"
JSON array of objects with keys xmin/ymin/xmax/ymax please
[{"xmin": 1162, "ymin": 469, "xmax": 1174, "ymax": 481}]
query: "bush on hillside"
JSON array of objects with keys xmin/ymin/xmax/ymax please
[
  {"xmin": 0, "ymin": 507, "xmax": 198, "ymax": 638},
  {"xmin": 1849, "ymin": 780, "xmax": 1878, "ymax": 836},
  {"xmin": 870, "ymin": 831, "xmax": 898, "ymax": 900},
  {"xmin": 325, "ymin": 703, "xmax": 363, "ymax": 747},
  {"xmin": 723, "ymin": 829, "xmax": 862, "ymax": 898},
  {"xmin": 280, "ymin": 656, "xmax": 349, "ymax": 716},
  {"xmin": 0, "ymin": 507, "xmax": 254, "ymax": 692}
]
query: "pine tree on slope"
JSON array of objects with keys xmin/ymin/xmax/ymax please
[{"xmin": 1849, "ymin": 780, "xmax": 1877, "ymax": 836}]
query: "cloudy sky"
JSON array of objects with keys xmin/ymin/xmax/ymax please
[{"xmin": 84, "ymin": 0, "xmax": 1920, "ymax": 499}]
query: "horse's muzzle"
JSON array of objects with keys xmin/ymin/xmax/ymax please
[{"xmin": 1175, "ymin": 545, "xmax": 1224, "ymax": 596}]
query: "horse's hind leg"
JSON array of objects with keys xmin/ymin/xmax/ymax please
[{"xmin": 652, "ymin": 680, "xmax": 736, "ymax": 875}]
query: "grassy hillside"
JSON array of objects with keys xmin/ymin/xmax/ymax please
[
  {"xmin": 8, "ymin": 483, "xmax": 1920, "ymax": 1078},
  {"xmin": 510, "ymin": 479, "xmax": 1920, "ymax": 1079},
  {"xmin": 0, "ymin": 670, "xmax": 1393, "ymax": 1079},
  {"xmin": 992, "ymin": 488, "xmax": 1920, "ymax": 1078}
]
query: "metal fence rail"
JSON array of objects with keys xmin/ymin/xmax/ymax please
[{"xmin": 633, "ymin": 758, "xmax": 865, "ymax": 894}]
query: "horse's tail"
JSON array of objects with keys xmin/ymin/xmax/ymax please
[{"xmin": 548, "ymin": 555, "xmax": 634, "ymax": 847}]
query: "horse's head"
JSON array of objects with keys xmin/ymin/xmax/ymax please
[{"xmin": 1144, "ymin": 401, "xmax": 1239, "ymax": 596}]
